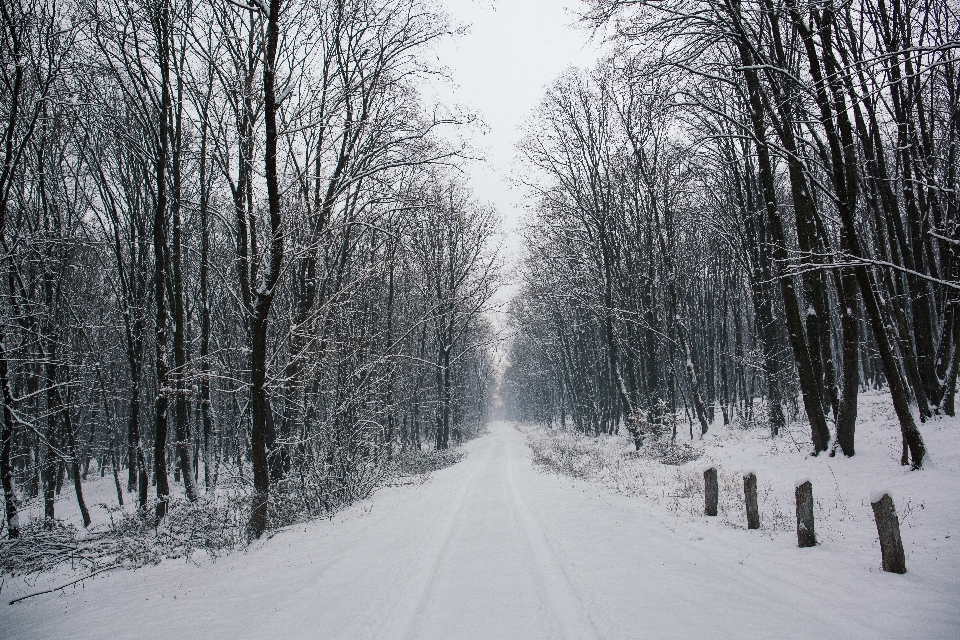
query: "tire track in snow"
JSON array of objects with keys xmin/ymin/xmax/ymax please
[
  {"xmin": 506, "ymin": 435, "xmax": 601, "ymax": 640},
  {"xmin": 253, "ymin": 460, "xmax": 474, "ymax": 600},
  {"xmin": 371, "ymin": 436, "xmax": 498, "ymax": 639}
]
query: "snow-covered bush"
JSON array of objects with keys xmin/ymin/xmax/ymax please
[{"xmin": 1, "ymin": 446, "xmax": 468, "ymax": 578}]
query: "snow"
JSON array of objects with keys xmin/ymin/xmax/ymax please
[
  {"xmin": 2, "ymin": 392, "xmax": 959, "ymax": 638},
  {"xmin": 795, "ymin": 476, "xmax": 813, "ymax": 488},
  {"xmin": 871, "ymin": 489, "xmax": 895, "ymax": 504}
]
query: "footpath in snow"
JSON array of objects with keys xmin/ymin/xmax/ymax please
[{"xmin": 2, "ymin": 414, "xmax": 959, "ymax": 639}]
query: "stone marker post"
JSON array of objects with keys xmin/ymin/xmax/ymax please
[
  {"xmin": 871, "ymin": 493, "xmax": 906, "ymax": 573},
  {"xmin": 795, "ymin": 481, "xmax": 816, "ymax": 547},
  {"xmin": 704, "ymin": 467, "xmax": 718, "ymax": 516},
  {"xmin": 743, "ymin": 472, "xmax": 760, "ymax": 530}
]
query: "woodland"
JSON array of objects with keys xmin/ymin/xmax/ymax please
[
  {"xmin": 503, "ymin": 0, "xmax": 958, "ymax": 472},
  {"xmin": 1, "ymin": 0, "xmax": 959, "ymax": 573},
  {"xmin": 0, "ymin": 0, "xmax": 499, "ymax": 544}
]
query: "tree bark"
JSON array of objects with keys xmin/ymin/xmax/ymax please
[
  {"xmin": 248, "ymin": 0, "xmax": 285, "ymax": 538},
  {"xmin": 151, "ymin": 0, "xmax": 173, "ymax": 520},
  {"xmin": 198, "ymin": 86, "xmax": 215, "ymax": 491},
  {"xmin": 170, "ymin": 61, "xmax": 197, "ymax": 502},
  {"xmin": 736, "ymin": 39, "xmax": 829, "ymax": 452},
  {"xmin": 0, "ymin": 332, "xmax": 20, "ymax": 537},
  {"xmin": 64, "ymin": 396, "xmax": 91, "ymax": 528}
]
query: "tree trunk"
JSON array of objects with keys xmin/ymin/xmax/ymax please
[
  {"xmin": 248, "ymin": 0, "xmax": 285, "ymax": 538},
  {"xmin": 0, "ymin": 332, "xmax": 20, "ymax": 537},
  {"xmin": 835, "ymin": 273, "xmax": 860, "ymax": 456},
  {"xmin": 152, "ymin": 0, "xmax": 173, "ymax": 520},
  {"xmin": 64, "ymin": 401, "xmax": 91, "ymax": 528},
  {"xmin": 43, "ymin": 444, "xmax": 56, "ymax": 527},
  {"xmin": 111, "ymin": 445, "xmax": 124, "ymax": 507},
  {"xmin": 199, "ymin": 110, "xmax": 215, "ymax": 491},
  {"xmin": 736, "ymin": 42, "xmax": 829, "ymax": 452},
  {"xmin": 170, "ymin": 72, "xmax": 197, "ymax": 502}
]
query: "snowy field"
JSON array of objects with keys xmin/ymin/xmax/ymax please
[{"xmin": 1, "ymin": 392, "xmax": 959, "ymax": 639}]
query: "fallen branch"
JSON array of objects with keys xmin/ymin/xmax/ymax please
[{"xmin": 9, "ymin": 564, "xmax": 120, "ymax": 605}]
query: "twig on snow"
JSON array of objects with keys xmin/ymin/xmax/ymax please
[{"xmin": 9, "ymin": 564, "xmax": 121, "ymax": 605}]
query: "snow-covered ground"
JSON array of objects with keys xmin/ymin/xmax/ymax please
[{"xmin": 2, "ymin": 393, "xmax": 959, "ymax": 638}]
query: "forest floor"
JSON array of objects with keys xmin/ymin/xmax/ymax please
[{"xmin": 1, "ymin": 392, "xmax": 959, "ymax": 638}]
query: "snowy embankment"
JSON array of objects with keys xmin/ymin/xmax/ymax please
[
  {"xmin": 526, "ymin": 391, "xmax": 959, "ymax": 632},
  {"xmin": 0, "ymin": 447, "xmax": 464, "ymax": 577}
]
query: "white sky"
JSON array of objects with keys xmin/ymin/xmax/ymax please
[{"xmin": 430, "ymin": 0, "xmax": 604, "ymax": 261}]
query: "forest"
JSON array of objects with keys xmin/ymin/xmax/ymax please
[
  {"xmin": 2, "ymin": 0, "xmax": 959, "ymax": 635},
  {"xmin": 0, "ymin": 0, "xmax": 500, "ymax": 541},
  {"xmin": 2, "ymin": 0, "xmax": 959, "ymax": 577},
  {"xmin": 503, "ymin": 0, "xmax": 958, "ymax": 470}
]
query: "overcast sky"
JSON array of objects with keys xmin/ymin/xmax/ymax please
[{"xmin": 430, "ymin": 0, "xmax": 603, "ymax": 262}]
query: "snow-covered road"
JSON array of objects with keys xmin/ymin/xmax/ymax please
[{"xmin": 3, "ymin": 421, "xmax": 956, "ymax": 638}]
